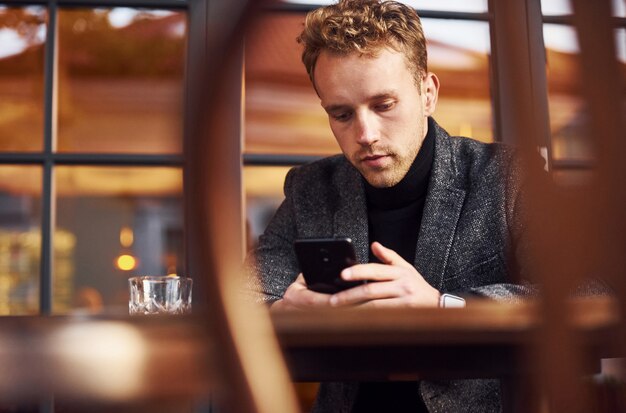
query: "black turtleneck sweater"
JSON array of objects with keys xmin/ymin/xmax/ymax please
[
  {"xmin": 364, "ymin": 118, "xmax": 435, "ymax": 264},
  {"xmin": 351, "ymin": 119, "xmax": 435, "ymax": 413}
]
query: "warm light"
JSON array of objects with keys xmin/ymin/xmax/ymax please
[
  {"xmin": 459, "ymin": 122, "xmax": 473, "ymax": 138},
  {"xmin": 50, "ymin": 322, "xmax": 147, "ymax": 400},
  {"xmin": 120, "ymin": 226, "xmax": 134, "ymax": 247},
  {"xmin": 116, "ymin": 254, "xmax": 137, "ymax": 271}
]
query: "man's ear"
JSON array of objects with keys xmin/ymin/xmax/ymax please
[{"xmin": 422, "ymin": 73, "xmax": 440, "ymax": 117}]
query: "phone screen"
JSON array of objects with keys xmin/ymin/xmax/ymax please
[{"xmin": 294, "ymin": 238, "xmax": 364, "ymax": 294}]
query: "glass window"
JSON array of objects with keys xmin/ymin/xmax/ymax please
[
  {"xmin": 541, "ymin": 0, "xmax": 626, "ymax": 17},
  {"xmin": 245, "ymin": 13, "xmax": 337, "ymax": 156},
  {"xmin": 617, "ymin": 28, "xmax": 626, "ymax": 63},
  {"xmin": 0, "ymin": 6, "xmax": 46, "ymax": 152},
  {"xmin": 543, "ymin": 24, "xmax": 590, "ymax": 161},
  {"xmin": 281, "ymin": 0, "xmax": 488, "ymax": 13},
  {"xmin": 614, "ymin": 0, "xmax": 626, "ymax": 17},
  {"xmin": 544, "ymin": 25, "xmax": 626, "ymax": 162},
  {"xmin": 422, "ymin": 18, "xmax": 493, "ymax": 142},
  {"xmin": 244, "ymin": 13, "xmax": 493, "ymax": 156},
  {"xmin": 54, "ymin": 166, "xmax": 183, "ymax": 314},
  {"xmin": 56, "ymin": 8, "xmax": 187, "ymax": 154},
  {"xmin": 0, "ymin": 165, "xmax": 41, "ymax": 315},
  {"xmin": 541, "ymin": 0, "xmax": 573, "ymax": 16},
  {"xmin": 244, "ymin": 165, "xmax": 290, "ymax": 249}
]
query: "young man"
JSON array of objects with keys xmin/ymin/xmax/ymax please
[{"xmin": 247, "ymin": 0, "xmax": 529, "ymax": 411}]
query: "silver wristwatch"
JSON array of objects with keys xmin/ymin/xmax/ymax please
[{"xmin": 439, "ymin": 293, "xmax": 466, "ymax": 308}]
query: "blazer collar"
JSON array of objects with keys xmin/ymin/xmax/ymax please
[
  {"xmin": 330, "ymin": 118, "xmax": 467, "ymax": 281},
  {"xmin": 332, "ymin": 159, "xmax": 371, "ymax": 265},
  {"xmin": 414, "ymin": 119, "xmax": 466, "ymax": 289}
]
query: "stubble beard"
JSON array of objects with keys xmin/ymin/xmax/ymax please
[{"xmin": 352, "ymin": 146, "xmax": 418, "ymax": 188}]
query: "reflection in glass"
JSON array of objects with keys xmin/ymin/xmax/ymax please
[
  {"xmin": 57, "ymin": 8, "xmax": 187, "ymax": 154},
  {"xmin": 245, "ymin": 13, "xmax": 493, "ymax": 156},
  {"xmin": 0, "ymin": 6, "xmax": 46, "ymax": 152},
  {"xmin": 54, "ymin": 166, "xmax": 183, "ymax": 314},
  {"xmin": 244, "ymin": 166, "xmax": 290, "ymax": 250},
  {"xmin": 0, "ymin": 165, "xmax": 41, "ymax": 315}
]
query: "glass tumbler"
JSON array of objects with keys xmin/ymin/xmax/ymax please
[{"xmin": 128, "ymin": 276, "xmax": 192, "ymax": 315}]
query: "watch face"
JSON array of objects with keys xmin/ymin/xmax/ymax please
[{"xmin": 441, "ymin": 294, "xmax": 466, "ymax": 308}]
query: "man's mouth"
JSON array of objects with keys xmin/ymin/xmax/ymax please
[{"xmin": 360, "ymin": 154, "xmax": 390, "ymax": 167}]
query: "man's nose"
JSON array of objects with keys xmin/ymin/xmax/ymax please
[{"xmin": 354, "ymin": 113, "xmax": 380, "ymax": 146}]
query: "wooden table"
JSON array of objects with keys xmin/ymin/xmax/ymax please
[
  {"xmin": 272, "ymin": 299, "xmax": 619, "ymax": 382},
  {"xmin": 0, "ymin": 298, "xmax": 619, "ymax": 411}
]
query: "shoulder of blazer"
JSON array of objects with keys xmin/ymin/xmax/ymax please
[
  {"xmin": 283, "ymin": 154, "xmax": 360, "ymax": 197},
  {"xmin": 431, "ymin": 118, "xmax": 516, "ymax": 191}
]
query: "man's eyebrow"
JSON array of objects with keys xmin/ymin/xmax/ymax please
[
  {"xmin": 322, "ymin": 91, "xmax": 398, "ymax": 112},
  {"xmin": 323, "ymin": 103, "xmax": 351, "ymax": 113},
  {"xmin": 370, "ymin": 91, "xmax": 397, "ymax": 100}
]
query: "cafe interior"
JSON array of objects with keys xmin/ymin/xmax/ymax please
[{"xmin": 0, "ymin": 0, "xmax": 625, "ymax": 411}]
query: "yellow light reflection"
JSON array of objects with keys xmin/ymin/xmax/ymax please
[
  {"xmin": 120, "ymin": 226, "xmax": 134, "ymax": 247},
  {"xmin": 116, "ymin": 254, "xmax": 137, "ymax": 271}
]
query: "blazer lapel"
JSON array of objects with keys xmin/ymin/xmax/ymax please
[
  {"xmin": 332, "ymin": 160, "xmax": 370, "ymax": 265},
  {"xmin": 414, "ymin": 121, "xmax": 466, "ymax": 289}
]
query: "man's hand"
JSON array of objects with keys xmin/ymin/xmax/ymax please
[
  {"xmin": 329, "ymin": 242, "xmax": 440, "ymax": 308},
  {"xmin": 270, "ymin": 274, "xmax": 332, "ymax": 311}
]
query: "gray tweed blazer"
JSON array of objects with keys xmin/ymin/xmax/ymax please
[{"xmin": 246, "ymin": 119, "xmax": 531, "ymax": 412}]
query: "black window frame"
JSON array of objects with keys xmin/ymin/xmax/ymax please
[{"xmin": 0, "ymin": 0, "xmax": 189, "ymax": 316}]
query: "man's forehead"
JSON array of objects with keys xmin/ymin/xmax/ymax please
[{"xmin": 315, "ymin": 49, "xmax": 415, "ymax": 98}]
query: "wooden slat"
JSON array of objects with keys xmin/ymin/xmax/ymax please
[{"xmin": 184, "ymin": 0, "xmax": 300, "ymax": 412}]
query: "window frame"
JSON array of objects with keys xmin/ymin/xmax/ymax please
[{"xmin": 0, "ymin": 0, "xmax": 189, "ymax": 315}]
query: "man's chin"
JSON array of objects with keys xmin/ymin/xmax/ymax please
[{"xmin": 361, "ymin": 171, "xmax": 402, "ymax": 188}]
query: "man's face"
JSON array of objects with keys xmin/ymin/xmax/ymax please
[{"xmin": 313, "ymin": 47, "xmax": 439, "ymax": 188}]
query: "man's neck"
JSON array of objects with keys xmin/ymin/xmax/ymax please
[{"xmin": 364, "ymin": 118, "xmax": 435, "ymax": 210}]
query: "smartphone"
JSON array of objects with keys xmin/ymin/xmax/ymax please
[{"xmin": 294, "ymin": 237, "xmax": 364, "ymax": 294}]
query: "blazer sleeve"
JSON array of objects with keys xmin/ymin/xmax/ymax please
[
  {"xmin": 243, "ymin": 167, "xmax": 301, "ymax": 304},
  {"xmin": 456, "ymin": 153, "xmax": 539, "ymax": 302},
  {"xmin": 458, "ymin": 153, "xmax": 610, "ymax": 302}
]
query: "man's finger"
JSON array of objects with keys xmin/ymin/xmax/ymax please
[
  {"xmin": 371, "ymin": 242, "xmax": 411, "ymax": 267},
  {"xmin": 356, "ymin": 297, "xmax": 414, "ymax": 309},
  {"xmin": 282, "ymin": 273, "xmax": 333, "ymax": 308},
  {"xmin": 330, "ymin": 280, "xmax": 401, "ymax": 306},
  {"xmin": 294, "ymin": 273, "xmax": 307, "ymax": 285},
  {"xmin": 341, "ymin": 263, "xmax": 402, "ymax": 281}
]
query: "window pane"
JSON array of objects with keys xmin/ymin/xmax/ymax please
[
  {"xmin": 245, "ymin": 13, "xmax": 336, "ymax": 155},
  {"xmin": 0, "ymin": 165, "xmax": 41, "ymax": 315},
  {"xmin": 57, "ymin": 8, "xmax": 187, "ymax": 154},
  {"xmin": 544, "ymin": 25, "xmax": 626, "ymax": 162},
  {"xmin": 552, "ymin": 169, "xmax": 594, "ymax": 187},
  {"xmin": 541, "ymin": 0, "xmax": 573, "ymax": 16},
  {"xmin": 541, "ymin": 0, "xmax": 626, "ymax": 17},
  {"xmin": 422, "ymin": 18, "xmax": 493, "ymax": 142},
  {"xmin": 245, "ymin": 14, "xmax": 493, "ymax": 155},
  {"xmin": 244, "ymin": 165, "xmax": 290, "ymax": 249},
  {"xmin": 544, "ymin": 24, "xmax": 588, "ymax": 161},
  {"xmin": 618, "ymin": 28, "xmax": 626, "ymax": 63},
  {"xmin": 0, "ymin": 6, "xmax": 46, "ymax": 152},
  {"xmin": 55, "ymin": 166, "xmax": 183, "ymax": 314},
  {"xmin": 281, "ymin": 0, "xmax": 488, "ymax": 13}
]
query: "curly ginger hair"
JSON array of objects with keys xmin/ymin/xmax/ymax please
[{"xmin": 297, "ymin": 0, "xmax": 428, "ymax": 86}]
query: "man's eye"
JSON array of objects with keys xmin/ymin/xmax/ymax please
[
  {"xmin": 375, "ymin": 102, "xmax": 394, "ymax": 111},
  {"xmin": 332, "ymin": 112, "xmax": 352, "ymax": 122}
]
